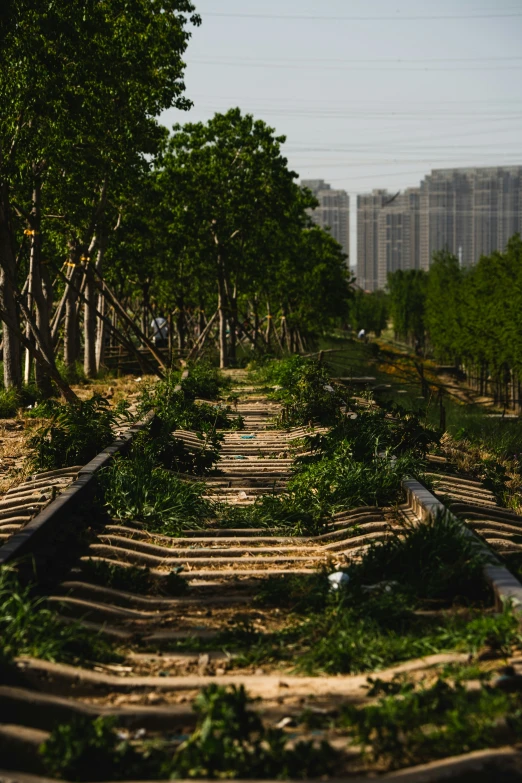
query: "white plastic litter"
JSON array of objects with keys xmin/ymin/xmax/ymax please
[
  {"xmin": 134, "ymin": 377, "xmax": 142, "ymax": 382},
  {"xmin": 323, "ymin": 384, "xmax": 335, "ymax": 393},
  {"xmin": 238, "ymin": 491, "xmax": 248, "ymax": 500},
  {"xmin": 361, "ymin": 580, "xmax": 398, "ymax": 594},
  {"xmin": 328, "ymin": 571, "xmax": 350, "ymax": 591}
]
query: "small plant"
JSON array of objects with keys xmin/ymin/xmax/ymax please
[
  {"xmin": 39, "ymin": 715, "xmax": 156, "ymax": 781},
  {"xmin": 0, "ymin": 386, "xmax": 21, "ymax": 418},
  {"xmin": 349, "ymin": 511, "xmax": 489, "ymax": 602},
  {"xmin": 39, "ymin": 686, "xmax": 338, "ymax": 780},
  {"xmin": 170, "ymin": 684, "xmax": 338, "ymax": 779},
  {"xmin": 341, "ymin": 676, "xmax": 522, "ymax": 769},
  {"xmin": 29, "ymin": 394, "xmax": 124, "ymax": 470},
  {"xmin": 0, "ymin": 565, "xmax": 117, "ymax": 665},
  {"xmin": 101, "ymin": 443, "xmax": 213, "ymax": 535},
  {"xmin": 256, "ymin": 356, "xmax": 345, "ymax": 426},
  {"xmin": 253, "ymin": 572, "xmax": 331, "ymax": 613},
  {"xmin": 149, "ymin": 419, "xmax": 220, "ymax": 475}
]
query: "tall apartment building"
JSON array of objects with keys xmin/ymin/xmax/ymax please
[
  {"xmin": 301, "ymin": 179, "xmax": 350, "ymax": 259},
  {"xmin": 419, "ymin": 166, "xmax": 522, "ymax": 269},
  {"xmin": 356, "ymin": 190, "xmax": 389, "ymax": 290},
  {"xmin": 358, "ymin": 166, "xmax": 522, "ymax": 290},
  {"xmin": 357, "ymin": 189, "xmax": 420, "ymax": 290},
  {"xmin": 377, "ymin": 188, "xmax": 421, "ymax": 290}
]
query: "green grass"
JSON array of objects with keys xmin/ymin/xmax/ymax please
[
  {"xmin": 100, "ymin": 441, "xmax": 213, "ymax": 535},
  {"xmin": 0, "ymin": 566, "xmax": 118, "ymax": 666},
  {"xmin": 28, "ymin": 394, "xmax": 126, "ymax": 470},
  {"xmin": 138, "ymin": 367, "xmax": 242, "ymax": 434},
  {"xmin": 40, "ymin": 685, "xmax": 338, "ymax": 781},
  {"xmin": 341, "ymin": 675, "xmax": 522, "ymax": 770},
  {"xmin": 217, "ymin": 404, "xmax": 434, "ymax": 536}
]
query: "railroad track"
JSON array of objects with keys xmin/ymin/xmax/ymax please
[{"xmin": 1, "ymin": 370, "xmax": 522, "ymax": 781}]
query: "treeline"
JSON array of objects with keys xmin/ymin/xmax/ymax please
[
  {"xmin": 0, "ymin": 1, "xmax": 352, "ymax": 398},
  {"xmin": 388, "ymin": 236, "xmax": 522, "ymax": 408}
]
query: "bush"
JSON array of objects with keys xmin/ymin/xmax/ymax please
[
  {"xmin": 138, "ymin": 371, "xmax": 241, "ymax": 434},
  {"xmin": 39, "ymin": 685, "xmax": 338, "ymax": 781},
  {"xmin": 341, "ymin": 676, "xmax": 522, "ymax": 769},
  {"xmin": 101, "ymin": 443, "xmax": 213, "ymax": 535},
  {"xmin": 254, "ymin": 356, "xmax": 345, "ymax": 426},
  {"xmin": 349, "ymin": 511, "xmax": 489, "ymax": 602},
  {"xmin": 0, "ymin": 387, "xmax": 21, "ymax": 418},
  {"xmin": 29, "ymin": 394, "xmax": 123, "ymax": 470},
  {"xmin": 39, "ymin": 716, "xmax": 147, "ymax": 782}
]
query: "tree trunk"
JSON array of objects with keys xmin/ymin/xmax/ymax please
[
  {"xmin": 0, "ymin": 171, "xmax": 21, "ymax": 389},
  {"xmin": 198, "ymin": 303, "xmax": 206, "ymax": 338},
  {"xmin": 64, "ymin": 248, "xmax": 80, "ymax": 368},
  {"xmin": 29, "ymin": 177, "xmax": 54, "ymax": 396},
  {"xmin": 83, "ymin": 263, "xmax": 97, "ymax": 378},
  {"xmin": 217, "ymin": 271, "xmax": 228, "ymax": 369},
  {"xmin": 24, "ymin": 256, "xmax": 34, "ymax": 385},
  {"xmin": 86, "ymin": 233, "xmax": 106, "ymax": 377},
  {"xmin": 176, "ymin": 303, "xmax": 185, "ymax": 352},
  {"xmin": 228, "ymin": 289, "xmax": 237, "ymax": 364}
]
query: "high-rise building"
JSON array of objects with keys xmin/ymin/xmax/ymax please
[
  {"xmin": 356, "ymin": 190, "xmax": 390, "ymax": 291},
  {"xmin": 377, "ymin": 188, "xmax": 420, "ymax": 289},
  {"xmin": 358, "ymin": 166, "xmax": 522, "ymax": 289},
  {"xmin": 357, "ymin": 189, "xmax": 420, "ymax": 290},
  {"xmin": 301, "ymin": 180, "xmax": 350, "ymax": 259},
  {"xmin": 419, "ymin": 166, "xmax": 522, "ymax": 269}
]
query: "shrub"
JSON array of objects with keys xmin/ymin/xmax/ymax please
[
  {"xmin": 39, "ymin": 716, "xmax": 145, "ymax": 781},
  {"xmin": 254, "ymin": 356, "xmax": 345, "ymax": 426},
  {"xmin": 40, "ymin": 685, "xmax": 338, "ymax": 781},
  {"xmin": 341, "ymin": 676, "xmax": 522, "ymax": 769},
  {"xmin": 138, "ymin": 371, "xmax": 241, "ymax": 433},
  {"xmin": 349, "ymin": 511, "xmax": 489, "ymax": 602},
  {"xmin": 29, "ymin": 394, "xmax": 124, "ymax": 470},
  {"xmin": 101, "ymin": 445, "xmax": 213, "ymax": 535}
]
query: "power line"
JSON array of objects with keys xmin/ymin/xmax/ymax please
[
  {"xmin": 197, "ymin": 55, "xmax": 522, "ymax": 64},
  {"xmin": 191, "ymin": 58, "xmax": 522, "ymax": 72},
  {"xmin": 205, "ymin": 11, "xmax": 522, "ymax": 21}
]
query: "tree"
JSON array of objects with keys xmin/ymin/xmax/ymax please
[
  {"xmin": 0, "ymin": 0, "xmax": 200, "ymax": 388},
  {"xmin": 158, "ymin": 109, "xmax": 317, "ymax": 366}
]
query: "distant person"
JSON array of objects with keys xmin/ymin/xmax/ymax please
[{"xmin": 151, "ymin": 316, "xmax": 168, "ymax": 347}]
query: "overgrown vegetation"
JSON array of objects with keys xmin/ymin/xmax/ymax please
[
  {"xmin": 29, "ymin": 395, "xmax": 125, "ymax": 470},
  {"xmin": 218, "ymin": 377, "xmax": 437, "ymax": 535},
  {"xmin": 169, "ymin": 517, "xmax": 515, "ymax": 676},
  {"xmin": 341, "ymin": 675, "xmax": 522, "ymax": 770},
  {"xmin": 0, "ymin": 566, "xmax": 117, "ymax": 666},
  {"xmin": 39, "ymin": 685, "xmax": 337, "ymax": 780},
  {"xmin": 138, "ymin": 366, "xmax": 242, "ymax": 434},
  {"xmin": 253, "ymin": 355, "xmax": 345, "ymax": 426},
  {"xmin": 101, "ymin": 438, "xmax": 213, "ymax": 535}
]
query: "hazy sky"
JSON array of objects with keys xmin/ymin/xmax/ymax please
[{"xmin": 161, "ymin": 0, "xmax": 522, "ymax": 266}]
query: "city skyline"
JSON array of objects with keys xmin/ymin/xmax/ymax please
[
  {"xmin": 160, "ymin": 0, "xmax": 522, "ymax": 267},
  {"xmin": 301, "ymin": 180, "xmax": 350, "ymax": 259},
  {"xmin": 356, "ymin": 164, "xmax": 522, "ymax": 290}
]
